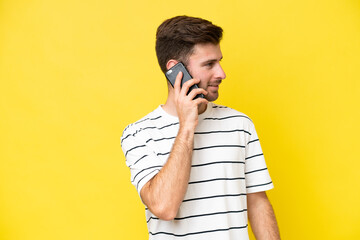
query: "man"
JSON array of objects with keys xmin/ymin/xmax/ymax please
[{"xmin": 121, "ymin": 16, "xmax": 280, "ymax": 240}]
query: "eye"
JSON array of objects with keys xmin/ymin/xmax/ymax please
[{"xmin": 206, "ymin": 62, "xmax": 215, "ymax": 68}]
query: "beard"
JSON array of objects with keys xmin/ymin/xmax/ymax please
[{"xmin": 204, "ymin": 90, "xmax": 219, "ymax": 102}]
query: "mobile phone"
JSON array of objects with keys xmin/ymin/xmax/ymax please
[{"xmin": 165, "ymin": 62, "xmax": 204, "ymax": 99}]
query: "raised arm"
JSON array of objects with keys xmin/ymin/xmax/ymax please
[{"xmin": 140, "ymin": 72, "xmax": 208, "ymax": 220}]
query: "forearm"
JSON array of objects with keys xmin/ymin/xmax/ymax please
[
  {"xmin": 141, "ymin": 126, "xmax": 194, "ymax": 220},
  {"xmin": 248, "ymin": 192, "xmax": 280, "ymax": 240}
]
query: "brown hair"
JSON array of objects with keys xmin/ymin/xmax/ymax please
[{"xmin": 155, "ymin": 15, "xmax": 223, "ymax": 73}]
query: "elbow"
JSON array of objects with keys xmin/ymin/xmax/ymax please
[
  {"xmin": 158, "ymin": 212, "xmax": 177, "ymax": 221},
  {"xmin": 141, "ymin": 182, "xmax": 180, "ymax": 221},
  {"xmin": 150, "ymin": 202, "xmax": 178, "ymax": 221}
]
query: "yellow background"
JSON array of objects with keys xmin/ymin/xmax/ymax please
[{"xmin": 1, "ymin": 0, "xmax": 359, "ymax": 239}]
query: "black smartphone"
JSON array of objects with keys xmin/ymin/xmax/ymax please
[{"xmin": 165, "ymin": 62, "xmax": 204, "ymax": 99}]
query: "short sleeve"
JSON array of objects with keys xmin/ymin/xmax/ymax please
[
  {"xmin": 121, "ymin": 125, "xmax": 163, "ymax": 199},
  {"xmin": 244, "ymin": 122, "xmax": 274, "ymax": 193}
]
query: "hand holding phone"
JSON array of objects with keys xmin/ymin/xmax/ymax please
[{"xmin": 165, "ymin": 62, "xmax": 204, "ymax": 99}]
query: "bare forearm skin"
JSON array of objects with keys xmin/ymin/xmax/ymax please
[
  {"xmin": 247, "ymin": 192, "xmax": 280, "ymax": 240},
  {"xmin": 140, "ymin": 126, "xmax": 194, "ymax": 220}
]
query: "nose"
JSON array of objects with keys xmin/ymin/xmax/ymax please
[{"xmin": 216, "ymin": 63, "xmax": 226, "ymax": 80}]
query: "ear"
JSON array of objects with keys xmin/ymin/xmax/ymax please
[{"xmin": 166, "ymin": 59, "xmax": 179, "ymax": 70}]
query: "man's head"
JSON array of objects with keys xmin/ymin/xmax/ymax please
[
  {"xmin": 156, "ymin": 16, "xmax": 226, "ymax": 102},
  {"xmin": 156, "ymin": 16, "xmax": 223, "ymax": 74}
]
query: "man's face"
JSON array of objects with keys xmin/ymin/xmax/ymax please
[{"xmin": 186, "ymin": 43, "xmax": 226, "ymax": 102}]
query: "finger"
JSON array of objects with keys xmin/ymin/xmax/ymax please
[
  {"xmin": 193, "ymin": 97, "xmax": 208, "ymax": 106},
  {"xmin": 180, "ymin": 78, "xmax": 201, "ymax": 97},
  {"xmin": 187, "ymin": 87, "xmax": 208, "ymax": 100},
  {"xmin": 174, "ymin": 71, "xmax": 183, "ymax": 95}
]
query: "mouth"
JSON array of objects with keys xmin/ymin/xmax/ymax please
[{"xmin": 208, "ymin": 81, "xmax": 222, "ymax": 89}]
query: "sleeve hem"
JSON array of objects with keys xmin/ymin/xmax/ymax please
[{"xmin": 246, "ymin": 183, "xmax": 274, "ymax": 194}]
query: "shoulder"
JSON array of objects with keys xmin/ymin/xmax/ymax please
[
  {"xmin": 209, "ymin": 103, "xmax": 254, "ymax": 126},
  {"xmin": 121, "ymin": 107, "xmax": 163, "ymax": 143}
]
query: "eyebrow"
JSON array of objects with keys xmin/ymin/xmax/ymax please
[{"xmin": 201, "ymin": 56, "xmax": 223, "ymax": 65}]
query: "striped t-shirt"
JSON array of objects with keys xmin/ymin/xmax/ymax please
[{"xmin": 121, "ymin": 102, "xmax": 274, "ymax": 240}]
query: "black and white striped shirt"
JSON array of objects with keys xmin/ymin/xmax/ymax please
[{"xmin": 121, "ymin": 102, "xmax": 273, "ymax": 240}]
